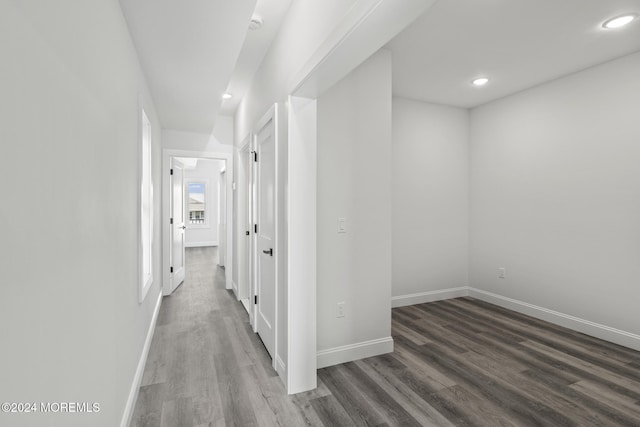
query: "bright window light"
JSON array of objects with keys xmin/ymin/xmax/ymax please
[{"xmin": 187, "ymin": 182, "xmax": 207, "ymax": 225}]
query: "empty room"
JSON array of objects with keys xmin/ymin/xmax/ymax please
[{"xmin": 1, "ymin": 0, "xmax": 639, "ymax": 426}]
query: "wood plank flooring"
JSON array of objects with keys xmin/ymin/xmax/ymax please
[{"xmin": 131, "ymin": 247, "xmax": 640, "ymax": 426}]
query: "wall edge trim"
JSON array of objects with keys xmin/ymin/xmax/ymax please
[
  {"xmin": 391, "ymin": 286, "xmax": 469, "ymax": 308},
  {"xmin": 276, "ymin": 356, "xmax": 287, "ymax": 380},
  {"xmin": 121, "ymin": 291, "xmax": 163, "ymax": 427},
  {"xmin": 317, "ymin": 336, "xmax": 394, "ymax": 369},
  {"xmin": 468, "ymin": 287, "xmax": 640, "ymax": 351}
]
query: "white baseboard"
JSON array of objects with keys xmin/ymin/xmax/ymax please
[
  {"xmin": 276, "ymin": 356, "xmax": 286, "ymax": 380},
  {"xmin": 232, "ymin": 280, "xmax": 238, "ymax": 297},
  {"xmin": 121, "ymin": 291, "xmax": 163, "ymax": 427},
  {"xmin": 185, "ymin": 241, "xmax": 218, "ymax": 248},
  {"xmin": 468, "ymin": 287, "xmax": 640, "ymax": 352},
  {"xmin": 317, "ymin": 337, "xmax": 394, "ymax": 369},
  {"xmin": 240, "ymin": 298, "xmax": 250, "ymax": 315},
  {"xmin": 392, "ymin": 286, "xmax": 469, "ymax": 308}
]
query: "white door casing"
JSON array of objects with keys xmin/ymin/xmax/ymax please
[
  {"xmin": 170, "ymin": 159, "xmax": 186, "ymax": 293},
  {"xmin": 218, "ymin": 169, "xmax": 227, "ymax": 267},
  {"xmin": 162, "ymin": 149, "xmax": 233, "ymax": 296},
  {"xmin": 250, "ymin": 136, "xmax": 258, "ymax": 330},
  {"xmin": 237, "ymin": 139, "xmax": 252, "ymax": 302},
  {"xmin": 255, "ymin": 112, "xmax": 277, "ymax": 360}
]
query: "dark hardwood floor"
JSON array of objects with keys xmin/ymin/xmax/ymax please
[{"xmin": 131, "ymin": 247, "xmax": 640, "ymax": 426}]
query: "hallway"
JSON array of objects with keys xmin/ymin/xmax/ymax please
[{"xmin": 130, "ymin": 247, "xmax": 319, "ymax": 426}]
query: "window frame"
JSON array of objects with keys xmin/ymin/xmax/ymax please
[
  {"xmin": 185, "ymin": 179, "xmax": 209, "ymax": 229},
  {"xmin": 139, "ymin": 108, "xmax": 153, "ymax": 303}
]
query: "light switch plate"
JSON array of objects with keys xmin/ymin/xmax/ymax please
[
  {"xmin": 337, "ymin": 218, "xmax": 346, "ymax": 233},
  {"xmin": 337, "ymin": 302, "xmax": 345, "ymax": 317}
]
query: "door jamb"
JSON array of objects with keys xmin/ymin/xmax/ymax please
[
  {"xmin": 162, "ymin": 148, "xmax": 234, "ymax": 295},
  {"xmin": 237, "ymin": 136, "xmax": 255, "ymax": 327}
]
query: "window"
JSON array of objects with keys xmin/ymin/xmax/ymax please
[
  {"xmin": 140, "ymin": 108, "xmax": 153, "ymax": 302},
  {"xmin": 187, "ymin": 182, "xmax": 206, "ymax": 225}
]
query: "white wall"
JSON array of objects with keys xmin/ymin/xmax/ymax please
[
  {"xmin": 286, "ymin": 96, "xmax": 317, "ymax": 392},
  {"xmin": 392, "ymin": 98, "xmax": 469, "ymax": 306},
  {"xmin": 316, "ymin": 49, "xmax": 393, "ymax": 367},
  {"xmin": 183, "ymin": 159, "xmax": 225, "ymax": 247},
  {"xmin": 0, "ymin": 1, "xmax": 162, "ymax": 426},
  {"xmin": 213, "ymin": 115, "xmax": 234, "ymax": 146},
  {"xmin": 470, "ymin": 52, "xmax": 640, "ymax": 339}
]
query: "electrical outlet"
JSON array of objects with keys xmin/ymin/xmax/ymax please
[
  {"xmin": 498, "ymin": 267, "xmax": 506, "ymax": 279},
  {"xmin": 337, "ymin": 302, "xmax": 345, "ymax": 318}
]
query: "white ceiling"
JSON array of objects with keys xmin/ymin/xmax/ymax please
[
  {"xmin": 119, "ymin": 0, "xmax": 256, "ymax": 133},
  {"xmin": 120, "ymin": 0, "xmax": 640, "ymax": 129},
  {"xmin": 387, "ymin": 0, "xmax": 640, "ymax": 108},
  {"xmin": 220, "ymin": 0, "xmax": 293, "ymax": 116}
]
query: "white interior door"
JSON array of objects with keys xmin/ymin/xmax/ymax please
[
  {"xmin": 170, "ymin": 159, "xmax": 186, "ymax": 293},
  {"xmin": 256, "ymin": 118, "xmax": 276, "ymax": 358}
]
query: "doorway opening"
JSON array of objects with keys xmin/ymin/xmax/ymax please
[{"xmin": 162, "ymin": 149, "xmax": 233, "ymax": 296}]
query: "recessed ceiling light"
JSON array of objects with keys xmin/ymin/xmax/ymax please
[
  {"xmin": 472, "ymin": 77, "xmax": 489, "ymax": 87},
  {"xmin": 249, "ymin": 15, "xmax": 263, "ymax": 30},
  {"xmin": 222, "ymin": 93, "xmax": 233, "ymax": 100},
  {"xmin": 603, "ymin": 14, "xmax": 637, "ymax": 29}
]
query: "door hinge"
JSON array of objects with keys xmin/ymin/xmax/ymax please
[
  {"xmin": 252, "ymin": 151, "xmax": 258, "ymax": 162},
  {"xmin": 254, "ymin": 224, "xmax": 258, "ymax": 233},
  {"xmin": 254, "ymin": 295, "xmax": 258, "ymax": 304},
  {"xmin": 170, "ymin": 218, "xmax": 174, "ymax": 224},
  {"xmin": 170, "ymin": 266, "xmax": 174, "ymax": 273},
  {"xmin": 170, "ymin": 168, "xmax": 174, "ymax": 175}
]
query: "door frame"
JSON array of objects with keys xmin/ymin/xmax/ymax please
[
  {"xmin": 168, "ymin": 158, "xmax": 186, "ymax": 293},
  {"xmin": 218, "ymin": 167, "xmax": 227, "ymax": 267},
  {"xmin": 236, "ymin": 135, "xmax": 253, "ymax": 318},
  {"xmin": 252, "ymin": 104, "xmax": 279, "ymax": 371},
  {"xmin": 249, "ymin": 132, "xmax": 258, "ymax": 333},
  {"xmin": 162, "ymin": 149, "xmax": 234, "ymax": 295}
]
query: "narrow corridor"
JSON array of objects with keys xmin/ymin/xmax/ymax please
[{"xmin": 130, "ymin": 247, "xmax": 322, "ymax": 426}]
